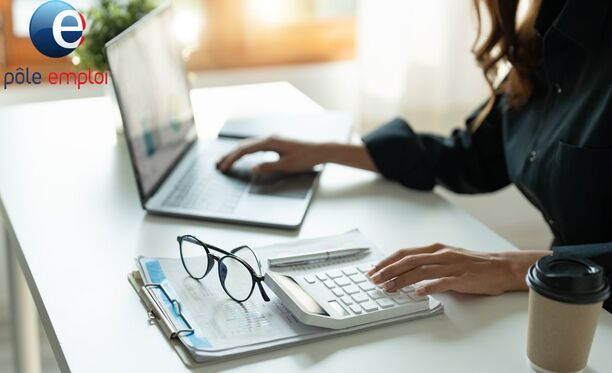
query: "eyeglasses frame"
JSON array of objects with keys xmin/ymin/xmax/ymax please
[{"xmin": 177, "ymin": 235, "xmax": 270, "ymax": 303}]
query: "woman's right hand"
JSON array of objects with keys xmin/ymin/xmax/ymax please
[{"xmin": 216, "ymin": 137, "xmax": 324, "ymax": 174}]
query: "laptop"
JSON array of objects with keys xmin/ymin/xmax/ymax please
[{"xmin": 105, "ymin": 4, "xmax": 351, "ymax": 229}]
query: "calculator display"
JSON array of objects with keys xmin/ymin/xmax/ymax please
[{"xmin": 272, "ymin": 273, "xmax": 329, "ymax": 316}]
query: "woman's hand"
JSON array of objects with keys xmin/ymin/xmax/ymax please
[
  {"xmin": 217, "ymin": 137, "xmax": 323, "ymax": 174},
  {"xmin": 216, "ymin": 137, "xmax": 378, "ymax": 174},
  {"xmin": 367, "ymin": 243, "xmax": 550, "ymax": 296}
]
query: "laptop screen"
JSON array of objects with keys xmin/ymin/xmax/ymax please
[{"xmin": 106, "ymin": 5, "xmax": 196, "ymax": 200}]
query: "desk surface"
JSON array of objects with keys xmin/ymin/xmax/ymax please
[{"xmin": 1, "ymin": 82, "xmax": 610, "ymax": 373}]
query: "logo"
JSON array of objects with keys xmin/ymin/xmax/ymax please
[
  {"xmin": 29, "ymin": 1, "xmax": 86, "ymax": 58},
  {"xmin": 2, "ymin": 0, "xmax": 106, "ymax": 90}
]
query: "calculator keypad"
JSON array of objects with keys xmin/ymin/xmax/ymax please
[{"xmin": 302, "ymin": 263, "xmax": 429, "ymax": 316}]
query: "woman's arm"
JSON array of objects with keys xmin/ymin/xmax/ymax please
[
  {"xmin": 219, "ymin": 95, "xmax": 510, "ymax": 195},
  {"xmin": 319, "ymin": 142, "xmax": 378, "ymax": 171},
  {"xmin": 367, "ymin": 244, "xmax": 550, "ymax": 296},
  {"xmin": 368, "ymin": 242, "xmax": 612, "ymax": 312}
]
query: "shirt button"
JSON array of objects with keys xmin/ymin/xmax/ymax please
[
  {"xmin": 548, "ymin": 219, "xmax": 554, "ymax": 225},
  {"xmin": 529, "ymin": 150, "xmax": 537, "ymax": 162},
  {"xmin": 554, "ymin": 83, "xmax": 562, "ymax": 94}
]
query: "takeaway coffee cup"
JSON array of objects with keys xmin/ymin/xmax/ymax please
[{"xmin": 526, "ymin": 256, "xmax": 610, "ymax": 373}]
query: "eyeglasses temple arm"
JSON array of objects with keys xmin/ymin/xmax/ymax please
[{"xmin": 256, "ymin": 279, "xmax": 271, "ymax": 302}]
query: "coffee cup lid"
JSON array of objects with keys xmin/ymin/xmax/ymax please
[{"xmin": 527, "ymin": 256, "xmax": 610, "ymax": 304}]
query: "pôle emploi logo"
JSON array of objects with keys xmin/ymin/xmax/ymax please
[{"xmin": 3, "ymin": 0, "xmax": 108, "ymax": 90}]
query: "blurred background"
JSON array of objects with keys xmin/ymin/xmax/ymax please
[{"xmin": 0, "ymin": 0, "xmax": 550, "ymax": 371}]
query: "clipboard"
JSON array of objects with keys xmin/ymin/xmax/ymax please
[
  {"xmin": 128, "ymin": 270, "xmax": 200, "ymax": 368},
  {"xmin": 127, "ymin": 230, "xmax": 445, "ymax": 367}
]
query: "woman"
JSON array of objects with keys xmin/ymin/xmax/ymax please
[{"xmin": 217, "ymin": 0, "xmax": 612, "ymax": 311}]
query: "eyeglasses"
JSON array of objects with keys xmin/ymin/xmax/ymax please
[{"xmin": 177, "ymin": 235, "xmax": 270, "ymax": 303}]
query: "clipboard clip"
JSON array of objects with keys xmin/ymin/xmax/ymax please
[{"xmin": 140, "ymin": 283, "xmax": 195, "ymax": 339}]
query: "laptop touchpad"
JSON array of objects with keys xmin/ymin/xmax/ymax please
[
  {"xmin": 226, "ymin": 152, "xmax": 316, "ymax": 199},
  {"xmin": 248, "ymin": 172, "xmax": 317, "ymax": 199}
]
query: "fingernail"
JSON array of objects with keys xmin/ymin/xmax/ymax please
[
  {"xmin": 415, "ymin": 286, "xmax": 426, "ymax": 295},
  {"xmin": 384, "ymin": 281, "xmax": 395, "ymax": 291},
  {"xmin": 370, "ymin": 273, "xmax": 381, "ymax": 283}
]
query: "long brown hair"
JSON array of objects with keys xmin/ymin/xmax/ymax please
[{"xmin": 471, "ymin": 0, "xmax": 543, "ymax": 129}]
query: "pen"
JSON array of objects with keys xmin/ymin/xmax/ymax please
[{"xmin": 268, "ymin": 247, "xmax": 370, "ymax": 267}]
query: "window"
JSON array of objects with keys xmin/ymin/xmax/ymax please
[{"xmin": 186, "ymin": 0, "xmax": 356, "ymax": 69}]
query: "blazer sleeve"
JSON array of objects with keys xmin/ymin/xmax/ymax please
[
  {"xmin": 553, "ymin": 242, "xmax": 612, "ymax": 312},
  {"xmin": 362, "ymin": 96, "xmax": 511, "ymax": 194}
]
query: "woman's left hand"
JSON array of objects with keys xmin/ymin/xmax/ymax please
[{"xmin": 367, "ymin": 243, "xmax": 550, "ymax": 296}]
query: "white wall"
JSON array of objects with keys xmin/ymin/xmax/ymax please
[{"xmin": 357, "ymin": 0, "xmax": 489, "ymax": 133}]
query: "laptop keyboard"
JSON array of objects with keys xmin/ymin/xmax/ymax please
[{"xmin": 162, "ymin": 160, "xmax": 248, "ymax": 213}]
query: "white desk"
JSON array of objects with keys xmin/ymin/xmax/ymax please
[{"xmin": 1, "ymin": 82, "xmax": 610, "ymax": 373}]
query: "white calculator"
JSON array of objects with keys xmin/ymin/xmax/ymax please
[{"xmin": 264, "ymin": 263, "xmax": 432, "ymax": 329}]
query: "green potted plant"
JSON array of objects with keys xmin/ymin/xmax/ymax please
[{"xmin": 74, "ymin": 0, "xmax": 157, "ymax": 72}]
